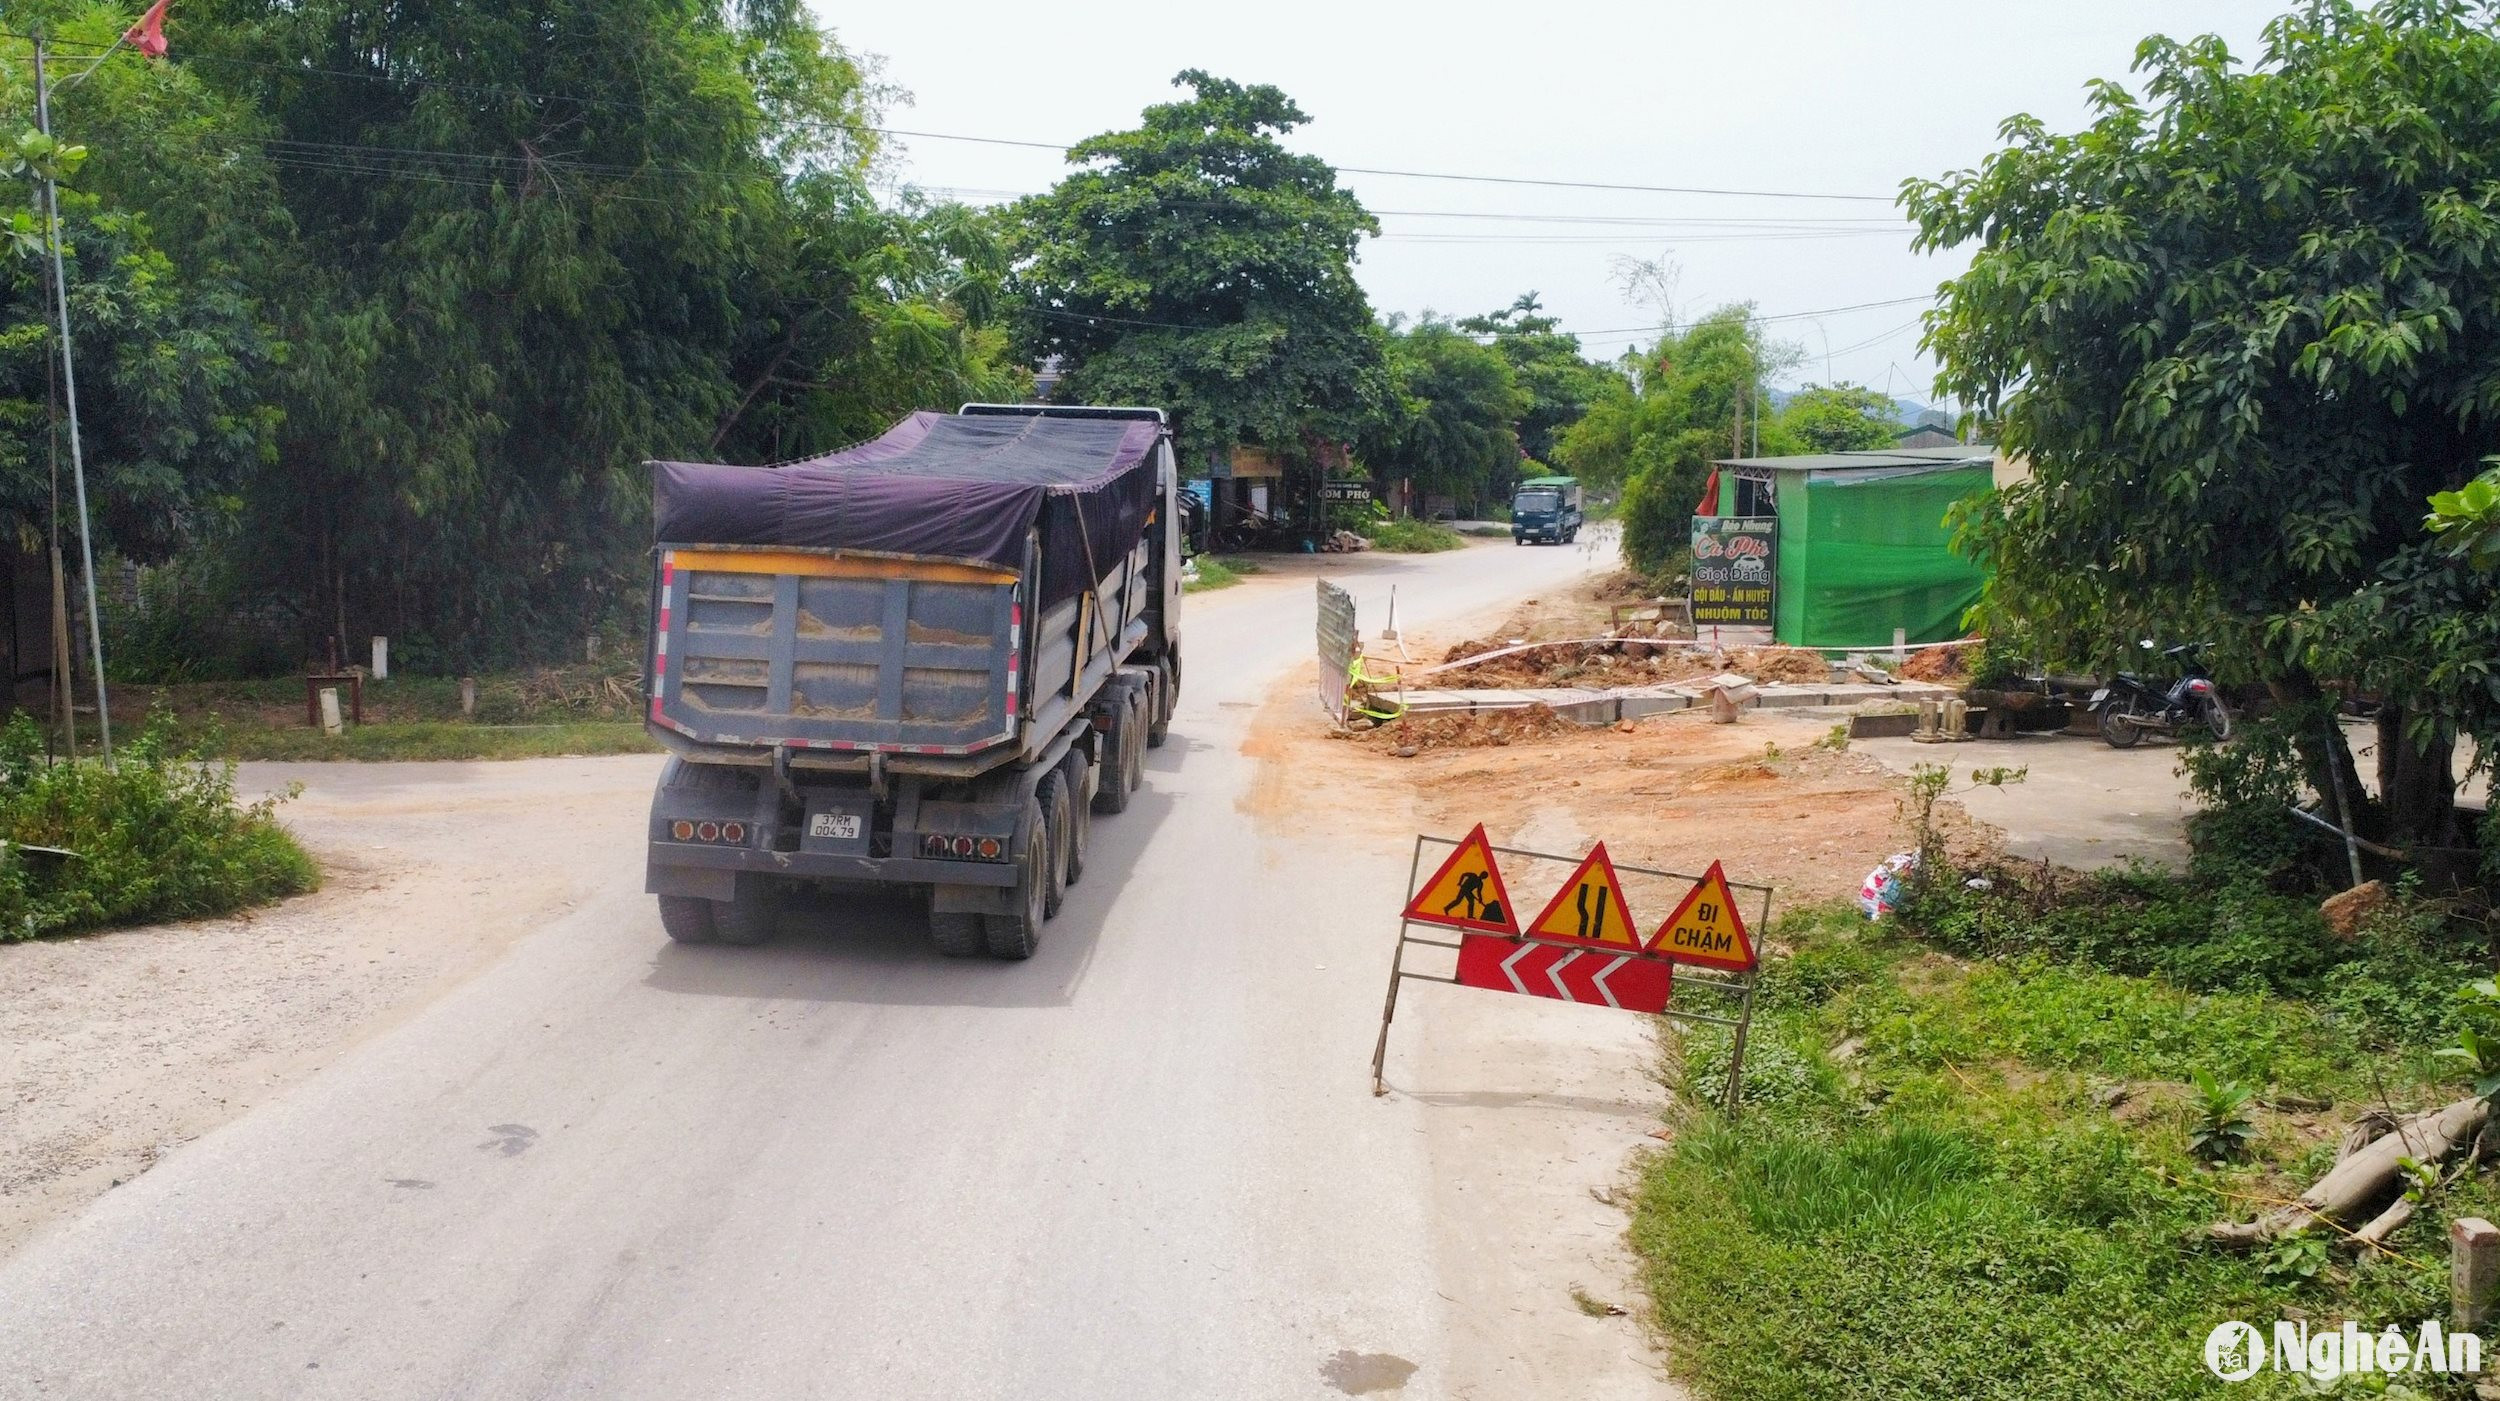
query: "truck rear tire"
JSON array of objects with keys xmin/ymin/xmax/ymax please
[
  {"xmin": 1059, "ymin": 753, "xmax": 1092, "ymax": 885},
  {"xmin": 1040, "ymin": 773, "xmax": 1071, "ymax": 919},
  {"xmin": 657, "ymin": 895, "xmax": 716, "ymax": 945},
  {"xmin": 1093, "ymin": 693, "xmax": 1135, "ymax": 816},
  {"xmin": 1147, "ymin": 657, "xmax": 1175, "ymax": 749},
  {"xmin": 929, "ymin": 910, "xmax": 985, "ymax": 958},
  {"xmin": 712, "ymin": 876, "xmax": 780, "ymax": 947},
  {"xmin": 984, "ymin": 793, "xmax": 1050, "ymax": 960}
]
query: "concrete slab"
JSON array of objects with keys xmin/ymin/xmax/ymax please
[{"xmin": 1856, "ymin": 729, "xmax": 2193, "ymax": 870}]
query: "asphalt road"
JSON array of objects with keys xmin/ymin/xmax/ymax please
[{"xmin": 0, "ymin": 536, "xmax": 1636, "ymax": 1401}]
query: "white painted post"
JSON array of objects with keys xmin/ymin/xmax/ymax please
[
  {"xmin": 370, "ymin": 635, "xmax": 389, "ymax": 680},
  {"xmin": 1893, "ymin": 627, "xmax": 1908, "ymax": 660},
  {"xmin": 319, "ymin": 687, "xmax": 345, "ymax": 737},
  {"xmin": 2455, "ymin": 1217, "xmax": 2500, "ymax": 1328},
  {"xmin": 459, "ymin": 677, "xmax": 477, "ymax": 717}
]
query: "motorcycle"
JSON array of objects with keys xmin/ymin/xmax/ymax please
[{"xmin": 2090, "ymin": 641, "xmax": 2233, "ymax": 748}]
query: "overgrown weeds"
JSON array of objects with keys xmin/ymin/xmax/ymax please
[
  {"xmin": 0, "ymin": 713, "xmax": 317, "ymax": 941},
  {"xmin": 1366, "ymin": 519, "xmax": 1466, "ymax": 553},
  {"xmin": 1634, "ymin": 904, "xmax": 2487, "ymax": 1401}
]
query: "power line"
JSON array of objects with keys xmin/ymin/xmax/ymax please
[{"xmin": 12, "ymin": 29, "xmax": 1902, "ymax": 206}]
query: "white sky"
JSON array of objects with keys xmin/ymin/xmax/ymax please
[{"xmin": 818, "ymin": 1, "xmax": 2285, "ymax": 404}]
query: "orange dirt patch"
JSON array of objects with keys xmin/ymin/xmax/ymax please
[
  {"xmin": 1334, "ymin": 703, "xmax": 1576, "ymax": 753},
  {"xmin": 1270, "ymin": 692, "xmax": 1988, "ymax": 912},
  {"xmin": 1734, "ymin": 647, "xmax": 1833, "ymax": 685},
  {"xmin": 1900, "ymin": 641, "xmax": 1981, "ymax": 683}
]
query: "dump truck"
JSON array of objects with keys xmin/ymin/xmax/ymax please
[
  {"xmin": 1511, "ymin": 475, "xmax": 1583, "ymax": 545},
  {"xmin": 642, "ymin": 404, "xmax": 1182, "ymax": 959}
]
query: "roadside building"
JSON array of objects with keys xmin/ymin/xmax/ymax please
[{"xmin": 1703, "ymin": 445, "xmax": 1994, "ymax": 649}]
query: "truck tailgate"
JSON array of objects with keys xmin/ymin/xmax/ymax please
[{"xmin": 650, "ymin": 549, "xmax": 1019, "ymax": 755}]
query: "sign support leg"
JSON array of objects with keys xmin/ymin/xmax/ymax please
[
  {"xmin": 1370, "ymin": 928, "xmax": 1409, "ymax": 1097},
  {"xmin": 1721, "ymin": 976, "xmax": 1757, "ymax": 1118},
  {"xmin": 1371, "ymin": 836, "xmax": 1428, "ymax": 1096}
]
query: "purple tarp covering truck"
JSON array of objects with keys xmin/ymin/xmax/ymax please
[{"xmin": 641, "ymin": 404, "xmax": 1184, "ymax": 959}]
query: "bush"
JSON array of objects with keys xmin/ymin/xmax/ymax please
[
  {"xmin": 0, "ymin": 713, "xmax": 317, "ymax": 940},
  {"xmin": 1619, "ymin": 463, "xmax": 1691, "ymax": 575},
  {"xmin": 1900, "ymin": 860, "xmax": 2483, "ymax": 1052},
  {"xmin": 1634, "ymin": 904, "xmax": 2465, "ymax": 1401},
  {"xmin": 1366, "ymin": 519, "xmax": 1464, "ymax": 553}
]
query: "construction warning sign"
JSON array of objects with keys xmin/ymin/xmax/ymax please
[
  {"xmin": 1401, "ymin": 824, "xmax": 1520, "ymax": 935},
  {"xmin": 1524, "ymin": 843, "xmax": 1642, "ymax": 948},
  {"xmin": 1649, "ymin": 861, "xmax": 1756, "ymax": 970}
]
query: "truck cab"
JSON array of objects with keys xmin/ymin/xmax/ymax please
[{"xmin": 1511, "ymin": 476, "xmax": 1583, "ymax": 545}]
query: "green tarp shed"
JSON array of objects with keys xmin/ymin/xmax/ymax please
[{"xmin": 1714, "ymin": 448, "xmax": 1993, "ymax": 649}]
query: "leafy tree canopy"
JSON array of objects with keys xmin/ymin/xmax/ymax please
[
  {"xmin": 1906, "ymin": 0, "xmax": 2500, "ymax": 845},
  {"xmin": 1456, "ymin": 293, "xmax": 1619, "ymax": 462},
  {"xmin": 3, "ymin": 0, "xmax": 1015, "ymax": 670},
  {"xmin": 1553, "ymin": 306, "xmax": 1797, "ymax": 572},
  {"xmin": 1010, "ymin": 70, "xmax": 1386, "ymax": 470},
  {"xmin": 1777, "ymin": 382, "xmax": 1902, "ymax": 454},
  {"xmin": 1360, "ymin": 315, "xmax": 1524, "ymax": 513}
]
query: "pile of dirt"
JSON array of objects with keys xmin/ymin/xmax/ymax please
[
  {"xmin": 1730, "ymin": 647, "xmax": 1834, "ymax": 685},
  {"xmin": 1428, "ymin": 640, "xmax": 1730, "ymax": 689},
  {"xmin": 1425, "ymin": 640, "xmax": 1836, "ymax": 690},
  {"xmin": 1336, "ymin": 703, "xmax": 1578, "ymax": 752},
  {"xmin": 1900, "ymin": 641, "xmax": 1981, "ymax": 682}
]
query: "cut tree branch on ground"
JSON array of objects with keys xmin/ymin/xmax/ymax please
[{"xmin": 2209, "ymin": 1096, "xmax": 2491, "ymax": 1250}]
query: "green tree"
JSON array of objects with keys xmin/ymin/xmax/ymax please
[
  {"xmin": 1777, "ymin": 382, "xmax": 1901, "ymax": 454},
  {"xmin": 1554, "ymin": 306, "xmax": 1796, "ymax": 572},
  {"xmin": 0, "ymin": 13, "xmax": 286, "ymax": 564},
  {"xmin": 1009, "ymin": 71, "xmax": 1386, "ymax": 473},
  {"xmin": 1456, "ymin": 293, "xmax": 1618, "ymax": 462},
  {"xmin": 1362, "ymin": 316, "xmax": 1524, "ymax": 515},
  {"xmin": 1906, "ymin": 0, "xmax": 2500, "ymax": 850}
]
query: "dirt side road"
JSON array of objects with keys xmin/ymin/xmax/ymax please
[{"xmin": 0, "ymin": 757, "xmax": 661, "ymax": 1256}]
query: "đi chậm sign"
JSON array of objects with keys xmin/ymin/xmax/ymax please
[{"xmin": 1690, "ymin": 516, "xmax": 1776, "ymax": 629}]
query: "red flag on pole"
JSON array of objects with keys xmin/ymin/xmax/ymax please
[
  {"xmin": 125, "ymin": 0, "xmax": 171, "ymax": 59},
  {"xmin": 1693, "ymin": 467, "xmax": 1720, "ymax": 518}
]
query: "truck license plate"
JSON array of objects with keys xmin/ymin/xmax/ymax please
[{"xmin": 808, "ymin": 813, "xmax": 861, "ymax": 840}]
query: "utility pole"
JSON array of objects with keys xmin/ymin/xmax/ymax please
[{"xmin": 31, "ymin": 37, "xmax": 113, "ymax": 763}]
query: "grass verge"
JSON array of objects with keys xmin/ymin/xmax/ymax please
[
  {"xmin": 0, "ymin": 713, "xmax": 318, "ymax": 941},
  {"xmin": 1184, "ymin": 555, "xmax": 1258, "ymax": 592},
  {"xmin": 1634, "ymin": 899, "xmax": 2487, "ymax": 1400},
  {"xmin": 1367, "ymin": 519, "xmax": 1467, "ymax": 553},
  {"xmin": 193, "ymin": 720, "xmax": 659, "ymax": 762}
]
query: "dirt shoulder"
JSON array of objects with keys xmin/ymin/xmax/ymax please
[
  {"xmin": 1245, "ymin": 680, "xmax": 1959, "ymax": 1397},
  {"xmin": 0, "ymin": 755, "xmax": 661, "ymax": 1258}
]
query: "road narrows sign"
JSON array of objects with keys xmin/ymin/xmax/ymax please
[
  {"xmin": 1649, "ymin": 860, "xmax": 1757, "ymax": 970},
  {"xmin": 1401, "ymin": 823, "xmax": 1520, "ymax": 935},
  {"xmin": 1524, "ymin": 842, "xmax": 1642, "ymax": 947},
  {"xmin": 1455, "ymin": 934, "xmax": 1672, "ymax": 1014}
]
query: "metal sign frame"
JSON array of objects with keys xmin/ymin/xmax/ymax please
[{"xmin": 1370, "ymin": 833, "xmax": 1770, "ymax": 1115}]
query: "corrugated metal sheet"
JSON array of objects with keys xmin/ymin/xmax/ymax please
[{"xmin": 1316, "ymin": 580, "xmax": 1357, "ymax": 722}]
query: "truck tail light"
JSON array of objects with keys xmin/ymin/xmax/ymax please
[
  {"xmin": 921, "ymin": 832, "xmax": 1009, "ymax": 862},
  {"xmin": 722, "ymin": 822, "xmax": 745, "ymax": 844},
  {"xmin": 671, "ymin": 820, "xmax": 695, "ymax": 841},
  {"xmin": 696, "ymin": 821, "xmax": 720, "ymax": 843}
]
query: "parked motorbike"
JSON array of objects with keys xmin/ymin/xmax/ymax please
[{"xmin": 2090, "ymin": 642, "xmax": 2233, "ymax": 748}]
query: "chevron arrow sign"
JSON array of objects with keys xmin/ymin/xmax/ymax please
[{"xmin": 1453, "ymin": 934, "xmax": 1673, "ymax": 1015}]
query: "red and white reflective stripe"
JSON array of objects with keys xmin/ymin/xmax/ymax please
[{"xmin": 1005, "ymin": 600, "xmax": 1023, "ymax": 720}]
